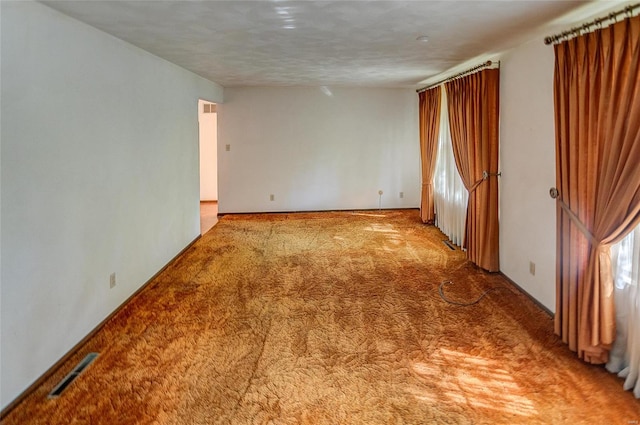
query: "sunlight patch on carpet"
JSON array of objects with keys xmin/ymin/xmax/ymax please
[
  {"xmin": 364, "ymin": 223, "xmax": 398, "ymax": 233},
  {"xmin": 350, "ymin": 212, "xmax": 388, "ymax": 218},
  {"xmin": 439, "ymin": 348, "xmax": 538, "ymax": 417}
]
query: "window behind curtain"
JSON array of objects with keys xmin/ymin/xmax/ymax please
[
  {"xmin": 607, "ymin": 223, "xmax": 640, "ymax": 397},
  {"xmin": 433, "ymin": 88, "xmax": 468, "ymax": 247}
]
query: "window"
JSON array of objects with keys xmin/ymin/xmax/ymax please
[{"xmin": 433, "ymin": 89, "xmax": 468, "ymax": 247}]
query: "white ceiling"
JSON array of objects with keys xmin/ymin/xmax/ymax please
[{"xmin": 41, "ymin": 1, "xmax": 596, "ymax": 88}]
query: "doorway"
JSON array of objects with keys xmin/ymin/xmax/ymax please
[{"xmin": 198, "ymin": 99, "xmax": 218, "ymax": 234}]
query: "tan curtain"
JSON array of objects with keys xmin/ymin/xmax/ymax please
[
  {"xmin": 445, "ymin": 69, "xmax": 500, "ymax": 272},
  {"xmin": 554, "ymin": 15, "xmax": 640, "ymax": 364},
  {"xmin": 419, "ymin": 86, "xmax": 441, "ymax": 223}
]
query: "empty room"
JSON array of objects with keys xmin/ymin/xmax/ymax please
[{"xmin": 2, "ymin": 0, "xmax": 640, "ymax": 423}]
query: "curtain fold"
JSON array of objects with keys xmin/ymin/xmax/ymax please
[
  {"xmin": 418, "ymin": 86, "xmax": 441, "ymax": 223},
  {"xmin": 433, "ymin": 88, "xmax": 468, "ymax": 246},
  {"xmin": 445, "ymin": 69, "xmax": 500, "ymax": 272},
  {"xmin": 554, "ymin": 15, "xmax": 640, "ymax": 364}
]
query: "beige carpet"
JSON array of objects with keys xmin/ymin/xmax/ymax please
[{"xmin": 3, "ymin": 210, "xmax": 639, "ymax": 424}]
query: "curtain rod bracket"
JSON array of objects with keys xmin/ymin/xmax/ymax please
[{"xmin": 482, "ymin": 171, "xmax": 502, "ymax": 180}]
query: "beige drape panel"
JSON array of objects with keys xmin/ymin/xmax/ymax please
[
  {"xmin": 445, "ymin": 69, "xmax": 500, "ymax": 272},
  {"xmin": 419, "ymin": 86, "xmax": 441, "ymax": 223},
  {"xmin": 554, "ymin": 15, "xmax": 640, "ymax": 364}
]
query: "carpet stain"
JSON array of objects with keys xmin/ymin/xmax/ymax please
[{"xmin": 3, "ymin": 210, "xmax": 639, "ymax": 424}]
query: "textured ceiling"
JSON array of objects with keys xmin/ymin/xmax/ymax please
[{"xmin": 42, "ymin": 1, "xmax": 590, "ymax": 88}]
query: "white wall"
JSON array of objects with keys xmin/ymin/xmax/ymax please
[
  {"xmin": 218, "ymin": 87, "xmax": 419, "ymax": 213},
  {"xmin": 0, "ymin": 1, "xmax": 223, "ymax": 409},
  {"xmin": 499, "ymin": 39, "xmax": 557, "ymax": 312},
  {"xmin": 199, "ymin": 100, "xmax": 218, "ymax": 201}
]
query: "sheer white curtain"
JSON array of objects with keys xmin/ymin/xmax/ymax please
[
  {"xmin": 607, "ymin": 224, "xmax": 640, "ymax": 397},
  {"xmin": 433, "ymin": 88, "xmax": 468, "ymax": 246}
]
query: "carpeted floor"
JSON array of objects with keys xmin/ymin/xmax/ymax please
[{"xmin": 3, "ymin": 210, "xmax": 639, "ymax": 424}]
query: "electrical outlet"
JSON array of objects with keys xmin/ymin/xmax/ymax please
[
  {"xmin": 225, "ymin": 144, "xmax": 231, "ymax": 151},
  {"xmin": 270, "ymin": 194, "xmax": 275, "ymax": 201},
  {"xmin": 529, "ymin": 261, "xmax": 536, "ymax": 276},
  {"xmin": 110, "ymin": 272, "xmax": 116, "ymax": 289},
  {"xmin": 399, "ymin": 191, "xmax": 404, "ymax": 198}
]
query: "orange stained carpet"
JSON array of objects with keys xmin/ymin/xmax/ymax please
[{"xmin": 3, "ymin": 209, "xmax": 639, "ymax": 424}]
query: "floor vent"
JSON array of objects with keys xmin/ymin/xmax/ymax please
[
  {"xmin": 48, "ymin": 352, "xmax": 99, "ymax": 398},
  {"xmin": 442, "ymin": 240, "xmax": 456, "ymax": 251}
]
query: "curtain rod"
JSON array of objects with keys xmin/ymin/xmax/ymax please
[
  {"xmin": 544, "ymin": 3, "xmax": 640, "ymax": 45},
  {"xmin": 416, "ymin": 60, "xmax": 494, "ymax": 93}
]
